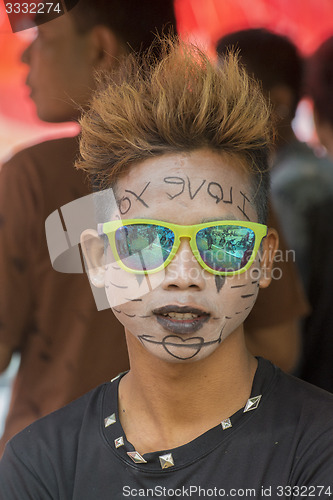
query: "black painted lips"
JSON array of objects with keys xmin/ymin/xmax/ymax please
[{"xmin": 152, "ymin": 305, "xmax": 210, "ymax": 334}]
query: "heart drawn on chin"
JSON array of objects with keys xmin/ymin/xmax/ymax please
[{"xmin": 162, "ymin": 335, "xmax": 205, "ymax": 360}]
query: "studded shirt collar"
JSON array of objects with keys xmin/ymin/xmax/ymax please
[{"xmin": 101, "ymin": 358, "xmax": 277, "ymax": 472}]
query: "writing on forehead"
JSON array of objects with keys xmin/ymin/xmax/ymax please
[
  {"xmin": 117, "ymin": 176, "xmax": 253, "ymax": 220},
  {"xmin": 117, "ymin": 182, "xmax": 151, "ymax": 215},
  {"xmin": 164, "ymin": 176, "xmax": 252, "ymax": 219}
]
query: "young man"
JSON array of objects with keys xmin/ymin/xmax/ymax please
[
  {"xmin": 1, "ymin": 40, "xmax": 332, "ymax": 498},
  {"xmin": 0, "ymin": 0, "xmax": 176, "ymax": 455}
]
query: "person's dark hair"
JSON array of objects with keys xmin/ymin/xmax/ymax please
[
  {"xmin": 69, "ymin": 0, "xmax": 177, "ymax": 53},
  {"xmin": 216, "ymin": 29, "xmax": 303, "ymax": 118},
  {"xmin": 306, "ymin": 36, "xmax": 333, "ymax": 128},
  {"xmin": 77, "ymin": 39, "xmax": 273, "ymax": 223}
]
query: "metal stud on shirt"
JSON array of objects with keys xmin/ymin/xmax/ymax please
[
  {"xmin": 159, "ymin": 453, "xmax": 175, "ymax": 469},
  {"xmin": 221, "ymin": 418, "xmax": 232, "ymax": 430},
  {"xmin": 243, "ymin": 395, "xmax": 262, "ymax": 413},
  {"xmin": 127, "ymin": 451, "xmax": 147, "ymax": 464},
  {"xmin": 114, "ymin": 436, "xmax": 124, "ymax": 448},
  {"xmin": 104, "ymin": 413, "xmax": 116, "ymax": 427}
]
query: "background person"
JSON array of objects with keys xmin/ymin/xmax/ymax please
[
  {"xmin": 217, "ymin": 29, "xmax": 333, "ymax": 292},
  {"xmin": 217, "ymin": 29, "xmax": 310, "ymax": 373},
  {"xmin": 0, "ymin": 0, "xmax": 176, "ymax": 456},
  {"xmin": 298, "ymin": 36, "xmax": 333, "ymax": 391},
  {"xmin": 217, "ymin": 29, "xmax": 333, "ymax": 390}
]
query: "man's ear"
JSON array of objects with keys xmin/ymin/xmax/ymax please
[
  {"xmin": 80, "ymin": 229, "xmax": 106, "ymax": 288},
  {"xmin": 88, "ymin": 25, "xmax": 125, "ymax": 70},
  {"xmin": 258, "ymin": 228, "xmax": 279, "ymax": 289}
]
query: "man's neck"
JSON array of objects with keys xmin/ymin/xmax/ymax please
[{"xmin": 118, "ymin": 328, "xmax": 257, "ymax": 455}]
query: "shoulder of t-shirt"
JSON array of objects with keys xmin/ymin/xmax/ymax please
[
  {"xmin": 270, "ymin": 368, "xmax": 333, "ymax": 485},
  {"xmin": 272, "ymin": 365, "xmax": 333, "ymax": 428},
  {"xmin": 7, "ymin": 382, "xmax": 109, "ymax": 458},
  {"xmin": 2, "ymin": 136, "xmax": 80, "ymax": 176},
  {"xmin": 8, "ymin": 136, "xmax": 79, "ymax": 160},
  {"xmin": 1, "ymin": 136, "xmax": 92, "ymax": 204}
]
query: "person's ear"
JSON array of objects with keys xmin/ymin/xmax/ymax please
[
  {"xmin": 87, "ymin": 25, "xmax": 125, "ymax": 70},
  {"xmin": 258, "ymin": 228, "xmax": 279, "ymax": 288},
  {"xmin": 80, "ymin": 229, "xmax": 106, "ymax": 288}
]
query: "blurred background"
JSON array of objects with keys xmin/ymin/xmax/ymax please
[
  {"xmin": 1, "ymin": 0, "xmax": 333, "ymax": 433},
  {"xmin": 1, "ymin": 0, "xmax": 333, "ymax": 163}
]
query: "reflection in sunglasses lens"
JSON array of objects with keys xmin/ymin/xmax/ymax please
[
  {"xmin": 114, "ymin": 223, "xmax": 256, "ymax": 274},
  {"xmin": 197, "ymin": 226, "xmax": 255, "ymax": 272},
  {"xmin": 115, "ymin": 225, "xmax": 175, "ymax": 271}
]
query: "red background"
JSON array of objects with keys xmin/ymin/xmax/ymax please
[{"xmin": 1, "ymin": 0, "xmax": 333, "ymax": 159}]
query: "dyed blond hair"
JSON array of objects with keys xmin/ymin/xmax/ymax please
[{"xmin": 77, "ymin": 39, "xmax": 273, "ymax": 222}]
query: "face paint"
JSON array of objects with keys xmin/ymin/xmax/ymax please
[
  {"xmin": 104, "ymin": 149, "xmax": 261, "ymax": 363},
  {"xmin": 215, "ymin": 275, "xmax": 226, "ymax": 293}
]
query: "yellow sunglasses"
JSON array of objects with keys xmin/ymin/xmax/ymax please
[{"xmin": 98, "ymin": 219, "xmax": 267, "ymax": 276}]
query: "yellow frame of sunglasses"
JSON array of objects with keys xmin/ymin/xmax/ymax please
[{"xmin": 98, "ymin": 219, "xmax": 267, "ymax": 276}]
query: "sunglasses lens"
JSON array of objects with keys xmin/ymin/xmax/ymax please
[
  {"xmin": 196, "ymin": 225, "xmax": 256, "ymax": 273},
  {"xmin": 115, "ymin": 224, "xmax": 175, "ymax": 271}
]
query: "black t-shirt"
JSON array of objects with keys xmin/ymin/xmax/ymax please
[{"xmin": 1, "ymin": 358, "xmax": 333, "ymax": 499}]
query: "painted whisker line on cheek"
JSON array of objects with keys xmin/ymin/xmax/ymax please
[
  {"xmin": 111, "ymin": 266, "xmax": 121, "ymax": 270},
  {"xmin": 230, "ymin": 284, "xmax": 247, "ymax": 288},
  {"xmin": 108, "ymin": 281, "xmax": 129, "ymax": 289},
  {"xmin": 245, "ymin": 306, "xmax": 252, "ymax": 311},
  {"xmin": 241, "ymin": 294, "xmax": 255, "ymax": 299},
  {"xmin": 217, "ymin": 323, "xmax": 226, "ymax": 343},
  {"xmin": 138, "ymin": 315, "xmax": 152, "ymax": 318},
  {"xmin": 225, "ymin": 316, "xmax": 232, "ymax": 320},
  {"xmin": 251, "ymin": 280, "xmax": 259, "ymax": 285},
  {"xmin": 112, "ymin": 308, "xmax": 137, "ymax": 318},
  {"xmin": 125, "ymin": 298, "xmax": 143, "ymax": 302}
]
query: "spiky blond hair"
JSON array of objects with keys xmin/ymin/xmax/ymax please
[{"xmin": 77, "ymin": 38, "xmax": 273, "ymax": 222}]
